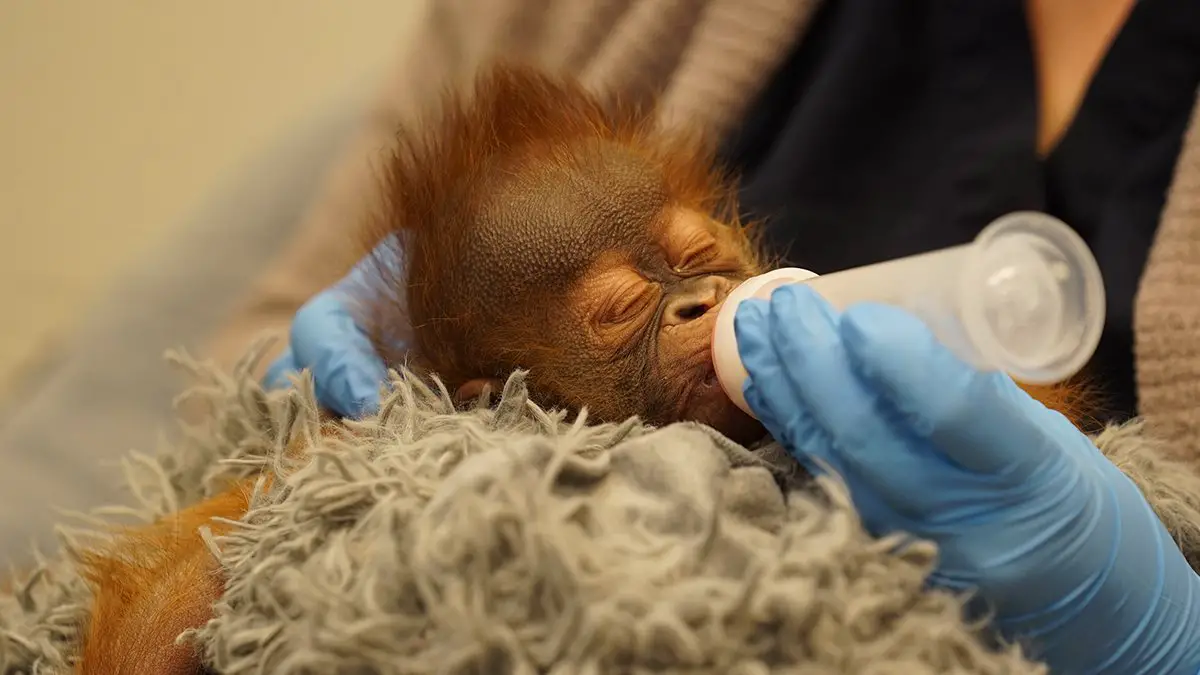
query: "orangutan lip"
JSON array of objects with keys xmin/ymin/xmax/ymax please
[{"xmin": 674, "ymin": 345, "xmax": 724, "ymax": 420}]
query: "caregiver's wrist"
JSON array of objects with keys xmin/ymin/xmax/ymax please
[{"xmin": 1015, "ymin": 472, "xmax": 1200, "ymax": 674}]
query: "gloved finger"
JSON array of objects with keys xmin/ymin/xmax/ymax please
[
  {"xmin": 336, "ymin": 242, "xmax": 412, "ymax": 357},
  {"xmin": 746, "ymin": 375, "xmax": 902, "ymax": 536},
  {"xmin": 758, "ymin": 285, "xmax": 893, "ymax": 455},
  {"xmin": 735, "ymin": 300, "xmax": 827, "ymax": 457},
  {"xmin": 759, "ymin": 286, "xmax": 968, "ymax": 511},
  {"xmin": 735, "ymin": 286, "xmax": 843, "ymax": 439},
  {"xmin": 735, "ymin": 301, "xmax": 795, "ymax": 413},
  {"xmin": 291, "ymin": 291, "xmax": 389, "ymax": 418},
  {"xmin": 839, "ymin": 302, "xmax": 1064, "ymax": 478},
  {"xmin": 263, "ymin": 347, "xmax": 301, "ymax": 391},
  {"xmin": 341, "ymin": 238, "xmax": 403, "ymax": 290},
  {"xmin": 738, "ymin": 297, "xmax": 852, "ymax": 475},
  {"xmin": 744, "ymin": 377, "xmax": 830, "ymax": 474},
  {"xmin": 738, "ymin": 299, "xmax": 829, "ymax": 466}
]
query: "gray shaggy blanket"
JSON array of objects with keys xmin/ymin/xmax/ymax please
[{"xmin": 4, "ymin": 342, "xmax": 1200, "ymax": 674}]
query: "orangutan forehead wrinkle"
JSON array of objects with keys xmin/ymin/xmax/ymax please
[{"xmin": 460, "ymin": 142, "xmax": 669, "ymax": 311}]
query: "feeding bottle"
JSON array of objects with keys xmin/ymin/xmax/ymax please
[{"xmin": 710, "ymin": 211, "xmax": 1106, "ymax": 418}]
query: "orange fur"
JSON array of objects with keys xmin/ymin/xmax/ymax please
[
  {"xmin": 75, "ymin": 482, "xmax": 253, "ymax": 675},
  {"xmin": 74, "ymin": 424, "xmax": 319, "ymax": 674},
  {"xmin": 70, "ymin": 64, "xmax": 1096, "ymax": 673},
  {"xmin": 1019, "ymin": 378, "xmax": 1096, "ymax": 431}
]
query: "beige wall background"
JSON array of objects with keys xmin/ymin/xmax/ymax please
[{"xmin": 0, "ymin": 2, "xmax": 418, "ymax": 395}]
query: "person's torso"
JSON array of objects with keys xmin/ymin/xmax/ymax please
[{"xmin": 720, "ymin": 0, "xmax": 1200, "ymax": 424}]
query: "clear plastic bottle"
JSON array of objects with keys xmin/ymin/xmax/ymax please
[{"xmin": 711, "ymin": 211, "xmax": 1106, "ymax": 418}]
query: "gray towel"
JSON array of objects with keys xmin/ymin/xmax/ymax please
[{"xmin": 8, "ymin": 342, "xmax": 1200, "ymax": 673}]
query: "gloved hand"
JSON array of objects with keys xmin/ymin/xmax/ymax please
[
  {"xmin": 735, "ymin": 283, "xmax": 1200, "ymax": 674},
  {"xmin": 263, "ymin": 242, "xmax": 397, "ymax": 418}
]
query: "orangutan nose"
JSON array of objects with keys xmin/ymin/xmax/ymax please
[{"xmin": 662, "ymin": 275, "xmax": 733, "ymax": 327}]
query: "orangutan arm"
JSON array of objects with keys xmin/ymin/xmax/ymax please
[{"xmin": 75, "ymin": 484, "xmax": 254, "ymax": 675}]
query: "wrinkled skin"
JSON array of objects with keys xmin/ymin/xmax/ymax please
[{"xmin": 439, "ymin": 150, "xmax": 765, "ymax": 444}]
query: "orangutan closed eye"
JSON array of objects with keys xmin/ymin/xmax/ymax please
[{"xmin": 356, "ymin": 65, "xmax": 770, "ymax": 445}]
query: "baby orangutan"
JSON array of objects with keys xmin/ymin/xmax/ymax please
[
  {"xmin": 71, "ymin": 65, "xmax": 1087, "ymax": 673},
  {"xmin": 357, "ymin": 64, "xmax": 769, "ymax": 447}
]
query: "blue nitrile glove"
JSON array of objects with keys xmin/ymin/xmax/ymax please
[
  {"xmin": 263, "ymin": 240, "xmax": 400, "ymax": 418},
  {"xmin": 734, "ymin": 283, "xmax": 1200, "ymax": 675}
]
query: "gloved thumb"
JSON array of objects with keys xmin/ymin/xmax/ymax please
[{"xmin": 838, "ymin": 302, "xmax": 1065, "ymax": 478}]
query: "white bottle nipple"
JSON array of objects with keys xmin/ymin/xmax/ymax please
[{"xmin": 712, "ymin": 267, "xmax": 818, "ymax": 418}]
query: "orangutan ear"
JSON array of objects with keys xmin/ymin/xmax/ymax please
[{"xmin": 456, "ymin": 378, "xmax": 503, "ymax": 402}]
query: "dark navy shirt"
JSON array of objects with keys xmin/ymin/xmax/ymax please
[{"xmin": 721, "ymin": 0, "xmax": 1200, "ymax": 423}]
